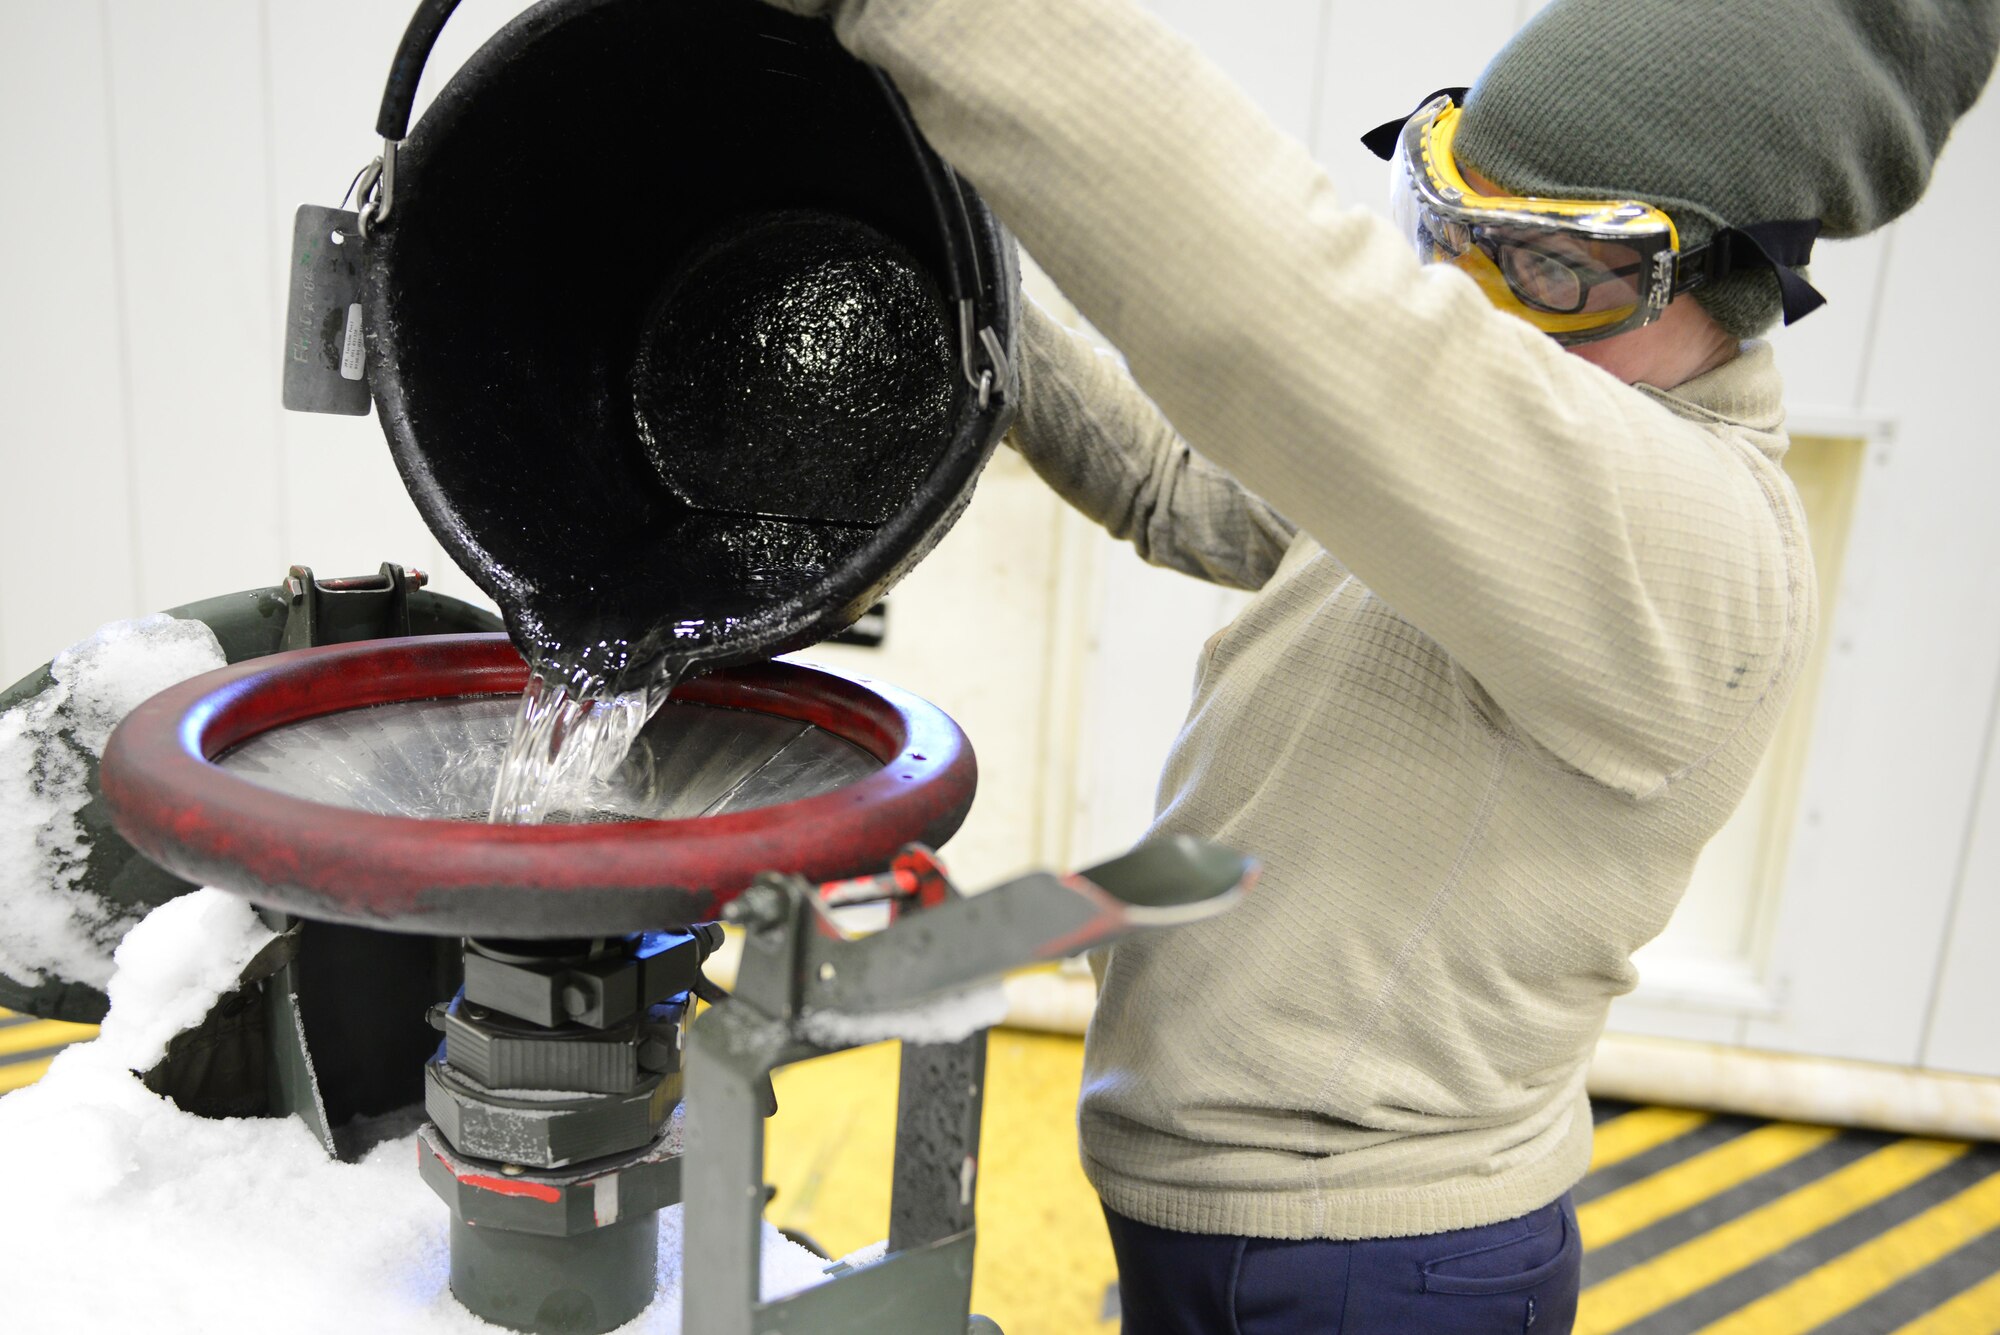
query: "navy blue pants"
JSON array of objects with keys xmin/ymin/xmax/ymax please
[{"xmin": 1103, "ymin": 1194, "xmax": 1579, "ymax": 1335}]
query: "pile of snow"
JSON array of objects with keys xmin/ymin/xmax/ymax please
[
  {"xmin": 0, "ymin": 613, "xmax": 226, "ymax": 991},
  {"xmin": 797, "ymin": 980, "xmax": 1010, "ymax": 1047},
  {"xmin": 93, "ymin": 887, "xmax": 277, "ymax": 1073},
  {"xmin": 0, "ymin": 890, "xmax": 834, "ymax": 1333}
]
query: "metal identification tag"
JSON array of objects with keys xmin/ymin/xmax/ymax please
[{"xmin": 282, "ymin": 204, "xmax": 371, "ymax": 415}]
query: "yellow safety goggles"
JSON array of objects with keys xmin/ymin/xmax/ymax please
[{"xmin": 1365, "ymin": 91, "xmax": 1825, "ymax": 346}]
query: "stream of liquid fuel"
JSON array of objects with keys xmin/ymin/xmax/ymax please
[{"xmin": 487, "ymin": 668, "xmax": 677, "ymax": 825}]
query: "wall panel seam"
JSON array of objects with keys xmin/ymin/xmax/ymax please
[
  {"xmin": 95, "ymin": 0, "xmax": 144, "ymax": 620},
  {"xmin": 257, "ymin": 0, "xmax": 291, "ymax": 559},
  {"xmin": 1304, "ymin": 0, "xmax": 1334, "ymax": 158},
  {"xmin": 1918, "ymin": 654, "xmax": 2000, "ymax": 1067},
  {"xmin": 1852, "ymin": 224, "xmax": 1897, "ymax": 412}
]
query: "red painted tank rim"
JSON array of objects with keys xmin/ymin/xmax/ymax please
[{"xmin": 99, "ymin": 633, "xmax": 975, "ymax": 936}]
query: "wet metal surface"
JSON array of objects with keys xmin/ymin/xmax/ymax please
[
  {"xmin": 216, "ymin": 694, "xmax": 878, "ymax": 823},
  {"xmin": 633, "ymin": 211, "xmax": 955, "ymax": 527}
]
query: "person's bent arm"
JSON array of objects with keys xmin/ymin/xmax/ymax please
[
  {"xmin": 1013, "ymin": 299, "xmax": 1297, "ymax": 591},
  {"xmin": 775, "ymin": 0, "xmax": 1804, "ymax": 798}
]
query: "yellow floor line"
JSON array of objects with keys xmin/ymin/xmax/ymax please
[
  {"xmin": 765, "ymin": 1041, "xmax": 900, "ymax": 1257},
  {"xmin": 1579, "ymin": 1122, "xmax": 1840, "ymax": 1249},
  {"xmin": 762, "ymin": 1032, "xmax": 1120, "ymax": 1334},
  {"xmin": 0, "ymin": 1019, "xmax": 98, "ymax": 1059},
  {"xmin": 1590, "ymin": 1107, "xmax": 1712, "ymax": 1173},
  {"xmin": 1575, "ymin": 1137, "xmax": 1970, "ymax": 1335},
  {"xmin": 1887, "ymin": 1265, "xmax": 2000, "ymax": 1335},
  {"xmin": 0, "ymin": 1055, "xmax": 56, "ymax": 1095},
  {"xmin": 1692, "ymin": 1167, "xmax": 2000, "ymax": 1335}
]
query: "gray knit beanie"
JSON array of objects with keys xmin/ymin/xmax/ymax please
[{"xmin": 1453, "ymin": 0, "xmax": 2000, "ymax": 338}]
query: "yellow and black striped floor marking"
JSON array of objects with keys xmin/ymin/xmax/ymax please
[
  {"xmin": 7, "ymin": 1014, "xmax": 1998, "ymax": 1334},
  {"xmin": 0, "ymin": 1007, "xmax": 97, "ymax": 1096},
  {"xmin": 1579, "ymin": 1099, "xmax": 2000, "ymax": 1334}
]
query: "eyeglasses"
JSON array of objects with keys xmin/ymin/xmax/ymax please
[{"xmin": 1421, "ymin": 217, "xmax": 1648, "ymax": 316}]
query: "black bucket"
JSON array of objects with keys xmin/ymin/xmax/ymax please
[{"xmin": 360, "ymin": 0, "xmax": 1018, "ymax": 695}]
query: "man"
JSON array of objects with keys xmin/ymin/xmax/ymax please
[{"xmin": 759, "ymin": 0, "xmax": 1999, "ymax": 1328}]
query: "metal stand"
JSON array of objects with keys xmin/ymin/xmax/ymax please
[
  {"xmin": 405, "ymin": 836, "xmax": 1249, "ymax": 1334},
  {"xmin": 445, "ymin": 1210, "xmax": 657, "ymax": 1333},
  {"xmin": 418, "ymin": 929, "xmax": 721, "ymax": 1334},
  {"xmin": 682, "ymin": 838, "xmax": 1254, "ymax": 1335},
  {"xmin": 684, "ymin": 999, "xmax": 989, "ymax": 1334}
]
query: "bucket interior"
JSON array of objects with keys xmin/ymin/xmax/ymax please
[{"xmin": 376, "ymin": 0, "xmax": 994, "ymax": 690}]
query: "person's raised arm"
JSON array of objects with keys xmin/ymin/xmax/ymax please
[
  {"xmin": 1012, "ymin": 299, "xmax": 1296, "ymax": 591},
  {"xmin": 772, "ymin": 0, "xmax": 1806, "ymax": 798}
]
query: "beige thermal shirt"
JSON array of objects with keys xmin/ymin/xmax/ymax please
[{"xmin": 798, "ymin": 0, "xmax": 1819, "ymax": 1239}]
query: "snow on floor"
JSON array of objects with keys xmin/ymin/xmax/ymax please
[
  {"xmin": 0, "ymin": 613, "xmax": 227, "ymax": 991},
  {"xmin": 0, "ymin": 890, "xmax": 834, "ymax": 1333}
]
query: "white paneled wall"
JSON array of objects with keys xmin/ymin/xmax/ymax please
[
  {"xmin": 1745, "ymin": 75, "xmax": 2000, "ymax": 1067},
  {"xmin": 1929, "ymin": 690, "xmax": 2000, "ymax": 1075},
  {"xmin": 3, "ymin": 0, "xmax": 1998, "ymax": 1076},
  {"xmin": 109, "ymin": 0, "xmax": 287, "ymax": 615},
  {"xmin": 2, "ymin": 3, "xmax": 142, "ymax": 678},
  {"xmin": 0, "ymin": 0, "xmax": 568, "ymax": 685}
]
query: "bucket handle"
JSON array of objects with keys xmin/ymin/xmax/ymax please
[
  {"xmin": 358, "ymin": 0, "xmax": 1010, "ymax": 407},
  {"xmin": 869, "ymin": 68, "xmax": 1012, "ymax": 410},
  {"xmin": 352, "ymin": 0, "xmax": 456, "ymax": 235}
]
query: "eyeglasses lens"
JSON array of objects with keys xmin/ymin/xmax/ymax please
[{"xmin": 1500, "ymin": 245, "xmax": 1586, "ymax": 313}]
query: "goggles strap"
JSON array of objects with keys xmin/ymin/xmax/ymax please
[
  {"xmin": 1360, "ymin": 86, "xmax": 1470, "ymax": 160},
  {"xmin": 1682, "ymin": 219, "xmax": 1827, "ymax": 324}
]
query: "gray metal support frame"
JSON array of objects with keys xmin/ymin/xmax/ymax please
[
  {"xmin": 259, "ymin": 909, "xmax": 336, "ymax": 1155},
  {"xmin": 679, "ymin": 837, "xmax": 1252, "ymax": 1334},
  {"xmin": 890, "ymin": 1037, "xmax": 985, "ymax": 1252},
  {"xmin": 682, "ymin": 1001, "xmax": 986, "ymax": 1335},
  {"xmin": 682, "ymin": 1002, "xmax": 798, "ymax": 1334}
]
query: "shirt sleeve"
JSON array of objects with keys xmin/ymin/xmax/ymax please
[
  {"xmin": 1010, "ymin": 298, "xmax": 1298, "ymax": 591},
  {"xmin": 819, "ymin": 0, "xmax": 1804, "ymax": 798}
]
